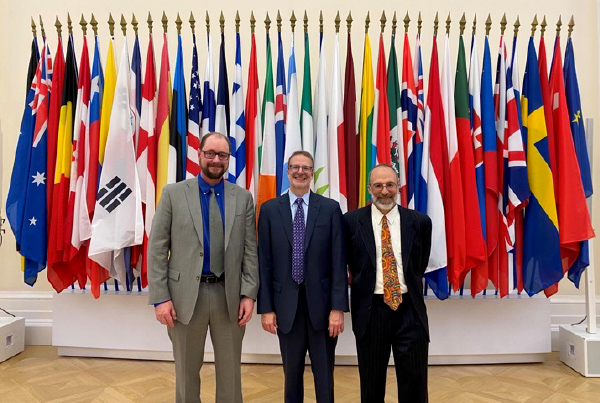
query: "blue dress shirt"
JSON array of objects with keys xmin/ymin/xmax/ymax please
[
  {"xmin": 198, "ymin": 176, "xmax": 225, "ymax": 274},
  {"xmin": 289, "ymin": 190, "xmax": 310, "ymax": 225}
]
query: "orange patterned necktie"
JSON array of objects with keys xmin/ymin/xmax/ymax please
[{"xmin": 381, "ymin": 215, "xmax": 402, "ymax": 310}]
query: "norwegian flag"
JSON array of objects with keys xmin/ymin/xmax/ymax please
[
  {"xmin": 186, "ymin": 35, "xmax": 201, "ymax": 178},
  {"xmin": 413, "ymin": 33, "xmax": 426, "ymax": 212},
  {"xmin": 400, "ymin": 32, "xmax": 418, "ymax": 210}
]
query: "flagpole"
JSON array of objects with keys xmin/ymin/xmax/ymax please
[{"xmin": 584, "ymin": 117, "xmax": 597, "ymax": 334}]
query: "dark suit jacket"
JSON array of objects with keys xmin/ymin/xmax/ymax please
[
  {"xmin": 257, "ymin": 192, "xmax": 349, "ymax": 334},
  {"xmin": 344, "ymin": 205, "xmax": 432, "ymax": 341}
]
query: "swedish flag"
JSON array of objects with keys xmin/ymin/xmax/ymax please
[{"xmin": 521, "ymin": 37, "xmax": 563, "ymax": 296}]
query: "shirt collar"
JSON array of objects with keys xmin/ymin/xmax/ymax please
[
  {"xmin": 289, "ymin": 190, "xmax": 311, "ymax": 207},
  {"xmin": 371, "ymin": 203, "xmax": 399, "ymax": 225},
  {"xmin": 198, "ymin": 175, "xmax": 224, "ymax": 195}
]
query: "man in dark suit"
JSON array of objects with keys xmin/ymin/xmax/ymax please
[
  {"xmin": 344, "ymin": 164, "xmax": 432, "ymax": 403},
  {"xmin": 257, "ymin": 151, "xmax": 348, "ymax": 403}
]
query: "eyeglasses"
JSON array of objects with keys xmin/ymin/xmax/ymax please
[
  {"xmin": 201, "ymin": 150, "xmax": 230, "ymax": 161},
  {"xmin": 369, "ymin": 182, "xmax": 398, "ymax": 191},
  {"xmin": 288, "ymin": 165, "xmax": 314, "ymax": 172}
]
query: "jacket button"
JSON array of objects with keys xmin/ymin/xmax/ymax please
[
  {"xmin": 196, "ymin": 276, "xmax": 200, "ymax": 281},
  {"xmin": 199, "ymin": 252, "xmax": 204, "ymax": 257}
]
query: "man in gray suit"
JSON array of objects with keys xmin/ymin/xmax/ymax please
[{"xmin": 148, "ymin": 132, "xmax": 259, "ymax": 403}]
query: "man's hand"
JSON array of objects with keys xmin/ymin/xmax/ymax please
[
  {"xmin": 261, "ymin": 312, "xmax": 277, "ymax": 334},
  {"xmin": 328, "ymin": 310, "xmax": 344, "ymax": 338},
  {"xmin": 155, "ymin": 300, "xmax": 177, "ymax": 328},
  {"xmin": 238, "ymin": 297, "xmax": 254, "ymax": 326}
]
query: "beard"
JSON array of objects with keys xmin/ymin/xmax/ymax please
[
  {"xmin": 201, "ymin": 162, "xmax": 226, "ymax": 180},
  {"xmin": 372, "ymin": 194, "xmax": 396, "ymax": 211}
]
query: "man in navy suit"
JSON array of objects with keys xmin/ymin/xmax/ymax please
[
  {"xmin": 257, "ymin": 151, "xmax": 348, "ymax": 403},
  {"xmin": 344, "ymin": 164, "xmax": 432, "ymax": 403}
]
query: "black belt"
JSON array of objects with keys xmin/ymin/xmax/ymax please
[{"xmin": 200, "ymin": 274, "xmax": 224, "ymax": 283}]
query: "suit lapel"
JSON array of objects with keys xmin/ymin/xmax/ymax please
[
  {"xmin": 304, "ymin": 192, "xmax": 321, "ymax": 251},
  {"xmin": 184, "ymin": 179, "xmax": 204, "ymax": 248},
  {"xmin": 224, "ymin": 181, "xmax": 237, "ymax": 251},
  {"xmin": 277, "ymin": 193, "xmax": 293, "ymax": 246},
  {"xmin": 399, "ymin": 206, "xmax": 416, "ymax": 272},
  {"xmin": 358, "ymin": 206, "xmax": 377, "ymax": 270}
]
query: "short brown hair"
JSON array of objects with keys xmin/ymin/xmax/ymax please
[
  {"xmin": 199, "ymin": 132, "xmax": 231, "ymax": 153},
  {"xmin": 287, "ymin": 150, "xmax": 314, "ymax": 167},
  {"xmin": 368, "ymin": 164, "xmax": 399, "ymax": 184}
]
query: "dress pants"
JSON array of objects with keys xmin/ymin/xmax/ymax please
[
  {"xmin": 355, "ymin": 293, "xmax": 429, "ymax": 403},
  {"xmin": 168, "ymin": 281, "xmax": 245, "ymax": 403},
  {"xmin": 277, "ymin": 285, "xmax": 337, "ymax": 403}
]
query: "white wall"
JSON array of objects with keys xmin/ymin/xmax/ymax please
[{"xmin": 1, "ymin": 0, "xmax": 599, "ymax": 295}]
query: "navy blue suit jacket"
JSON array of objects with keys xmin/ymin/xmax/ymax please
[{"xmin": 257, "ymin": 192, "xmax": 349, "ymax": 334}]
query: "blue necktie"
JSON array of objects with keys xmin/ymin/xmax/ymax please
[{"xmin": 292, "ymin": 198, "xmax": 305, "ymax": 284}]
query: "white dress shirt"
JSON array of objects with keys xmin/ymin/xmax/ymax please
[{"xmin": 371, "ymin": 205, "xmax": 408, "ymax": 294}]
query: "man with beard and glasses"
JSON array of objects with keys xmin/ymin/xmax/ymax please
[
  {"xmin": 344, "ymin": 164, "xmax": 432, "ymax": 403},
  {"xmin": 148, "ymin": 132, "xmax": 258, "ymax": 403},
  {"xmin": 257, "ymin": 151, "xmax": 348, "ymax": 403}
]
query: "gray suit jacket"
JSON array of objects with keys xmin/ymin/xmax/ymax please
[{"xmin": 148, "ymin": 178, "xmax": 259, "ymax": 325}]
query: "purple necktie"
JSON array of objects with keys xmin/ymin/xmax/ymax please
[{"xmin": 292, "ymin": 198, "xmax": 305, "ymax": 284}]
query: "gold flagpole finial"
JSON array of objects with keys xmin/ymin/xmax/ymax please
[
  {"xmin": 235, "ymin": 11, "xmax": 240, "ymax": 34},
  {"xmin": 220, "ymin": 11, "xmax": 225, "ymax": 35},
  {"xmin": 108, "ymin": 13, "xmax": 115, "ymax": 37},
  {"xmin": 541, "ymin": 15, "xmax": 547, "ymax": 37},
  {"xmin": 206, "ymin": 11, "xmax": 210, "ymax": 34},
  {"xmin": 459, "ymin": 12, "xmax": 466, "ymax": 35},
  {"xmin": 556, "ymin": 16, "xmax": 562, "ymax": 37},
  {"xmin": 67, "ymin": 13, "xmax": 73, "ymax": 35},
  {"xmin": 147, "ymin": 12, "xmax": 153, "ymax": 35},
  {"xmin": 277, "ymin": 10, "xmax": 282, "ymax": 33},
  {"xmin": 291, "ymin": 11, "xmax": 297, "ymax": 33},
  {"xmin": 391, "ymin": 11, "xmax": 397, "ymax": 35},
  {"xmin": 31, "ymin": 17, "xmax": 37, "ymax": 38},
  {"xmin": 418, "ymin": 12, "xmax": 422, "ymax": 36},
  {"xmin": 161, "ymin": 11, "xmax": 168, "ymax": 34},
  {"xmin": 513, "ymin": 16, "xmax": 520, "ymax": 38},
  {"xmin": 250, "ymin": 11, "xmax": 255, "ymax": 34},
  {"xmin": 500, "ymin": 13, "xmax": 507, "ymax": 35},
  {"xmin": 189, "ymin": 12, "xmax": 196, "ymax": 35},
  {"xmin": 346, "ymin": 11, "xmax": 352, "ymax": 33},
  {"xmin": 433, "ymin": 12, "xmax": 439, "ymax": 37},
  {"xmin": 335, "ymin": 11, "xmax": 341, "ymax": 34},
  {"xmin": 380, "ymin": 11, "xmax": 386, "ymax": 33},
  {"xmin": 365, "ymin": 12, "xmax": 370, "ymax": 34},
  {"xmin": 531, "ymin": 14, "xmax": 538, "ymax": 37},
  {"xmin": 472, "ymin": 14, "xmax": 477, "ymax": 36},
  {"xmin": 90, "ymin": 14, "xmax": 98, "ymax": 36},
  {"xmin": 39, "ymin": 16, "xmax": 46, "ymax": 39},
  {"xmin": 175, "ymin": 13, "xmax": 182, "ymax": 35},
  {"xmin": 55, "ymin": 16, "xmax": 62, "ymax": 38},
  {"xmin": 568, "ymin": 15, "xmax": 574, "ymax": 37},
  {"xmin": 132, "ymin": 14, "xmax": 138, "ymax": 36},
  {"xmin": 403, "ymin": 12, "xmax": 410, "ymax": 34},
  {"xmin": 319, "ymin": 11, "xmax": 323, "ymax": 34},
  {"xmin": 265, "ymin": 12, "xmax": 271, "ymax": 33},
  {"xmin": 485, "ymin": 14, "xmax": 492, "ymax": 36},
  {"xmin": 445, "ymin": 13, "xmax": 451, "ymax": 35},
  {"xmin": 120, "ymin": 14, "xmax": 127, "ymax": 36},
  {"xmin": 80, "ymin": 14, "xmax": 87, "ymax": 36},
  {"xmin": 305, "ymin": 11, "xmax": 310, "ymax": 34}
]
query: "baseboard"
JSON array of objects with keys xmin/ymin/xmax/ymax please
[
  {"xmin": 0, "ymin": 291, "xmax": 53, "ymax": 346},
  {"xmin": 1, "ymin": 291, "xmax": 598, "ymax": 354}
]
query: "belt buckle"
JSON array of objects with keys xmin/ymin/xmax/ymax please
[{"xmin": 202, "ymin": 274, "xmax": 218, "ymax": 283}]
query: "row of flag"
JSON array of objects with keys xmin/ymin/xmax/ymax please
[{"xmin": 6, "ymin": 12, "xmax": 594, "ymax": 301}]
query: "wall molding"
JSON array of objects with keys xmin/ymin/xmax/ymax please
[{"xmin": 1, "ymin": 291, "xmax": 599, "ymax": 353}]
